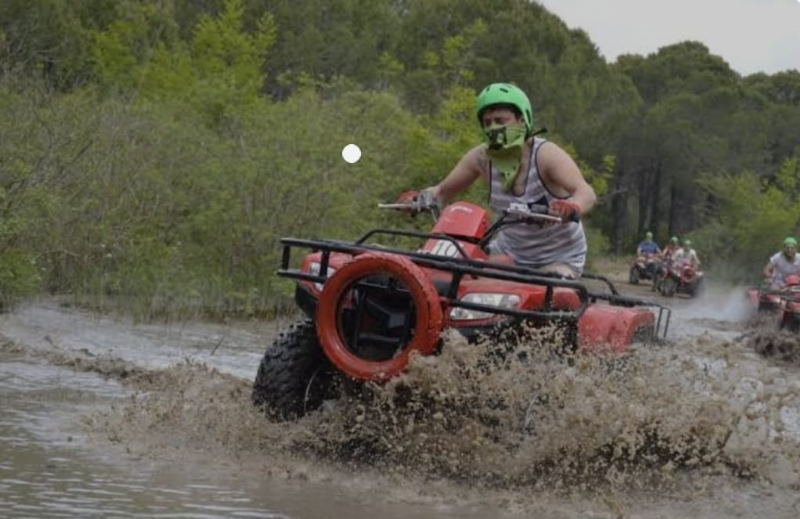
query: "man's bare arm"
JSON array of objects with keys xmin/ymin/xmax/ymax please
[
  {"xmin": 427, "ymin": 145, "xmax": 485, "ymax": 203},
  {"xmin": 538, "ymin": 143, "xmax": 596, "ymax": 215}
]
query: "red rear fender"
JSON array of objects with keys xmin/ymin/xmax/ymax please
[{"xmin": 578, "ymin": 305, "xmax": 655, "ymax": 354}]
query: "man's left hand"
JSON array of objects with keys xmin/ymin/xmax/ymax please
[{"xmin": 548, "ymin": 200, "xmax": 581, "ymax": 223}]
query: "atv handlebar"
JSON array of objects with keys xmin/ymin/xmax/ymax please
[
  {"xmin": 379, "ymin": 189, "xmax": 441, "ymax": 220},
  {"xmin": 379, "ymin": 196, "xmax": 580, "ymax": 227},
  {"xmin": 381, "ymin": 196, "xmax": 579, "ymax": 251},
  {"xmin": 476, "ymin": 203, "xmax": 579, "ymax": 249}
]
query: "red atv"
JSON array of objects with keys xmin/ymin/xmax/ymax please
[
  {"xmin": 252, "ymin": 199, "xmax": 671, "ymax": 419},
  {"xmin": 654, "ymin": 259, "xmax": 704, "ymax": 298},
  {"xmin": 629, "ymin": 252, "xmax": 661, "ymax": 285},
  {"xmin": 754, "ymin": 275, "xmax": 800, "ymax": 330},
  {"xmin": 747, "ymin": 275, "xmax": 800, "ymax": 313},
  {"xmin": 779, "ymin": 296, "xmax": 800, "ymax": 332}
]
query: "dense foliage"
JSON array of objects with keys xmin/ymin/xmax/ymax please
[{"xmin": 1, "ymin": 0, "xmax": 798, "ymax": 315}]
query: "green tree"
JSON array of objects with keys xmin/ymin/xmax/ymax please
[
  {"xmin": 92, "ymin": 0, "xmax": 275, "ymax": 127},
  {"xmin": 697, "ymin": 157, "xmax": 800, "ymax": 275},
  {"xmin": 257, "ymin": 0, "xmax": 401, "ymax": 97}
]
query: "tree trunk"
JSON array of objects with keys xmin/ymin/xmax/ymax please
[
  {"xmin": 610, "ymin": 163, "xmax": 629, "ymax": 255},
  {"xmin": 650, "ymin": 161, "xmax": 663, "ymax": 240},
  {"xmin": 637, "ymin": 168, "xmax": 648, "ymax": 238},
  {"xmin": 668, "ymin": 183, "xmax": 680, "ymax": 238}
]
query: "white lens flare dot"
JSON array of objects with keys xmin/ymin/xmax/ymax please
[{"xmin": 342, "ymin": 143, "xmax": 361, "ymax": 164}]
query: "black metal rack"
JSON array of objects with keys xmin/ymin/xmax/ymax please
[{"xmin": 278, "ymin": 231, "xmax": 671, "ymax": 337}]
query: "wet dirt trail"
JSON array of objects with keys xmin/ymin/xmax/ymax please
[{"xmin": 2, "ymin": 272, "xmax": 800, "ymax": 518}]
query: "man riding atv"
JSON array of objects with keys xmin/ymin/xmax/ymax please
[
  {"xmin": 636, "ymin": 231, "xmax": 660, "ymax": 256},
  {"xmin": 250, "ymin": 83, "xmax": 671, "ymax": 421},
  {"xmin": 653, "ymin": 238, "xmax": 704, "ymax": 297},
  {"xmin": 660, "ymin": 236, "xmax": 681, "ymax": 265},
  {"xmin": 764, "ymin": 236, "xmax": 800, "ymax": 290},
  {"xmin": 411, "ymin": 82, "xmax": 596, "ymax": 279},
  {"xmin": 674, "ymin": 239, "xmax": 700, "ymax": 269},
  {"xmin": 629, "ymin": 231, "xmax": 661, "ymax": 284}
]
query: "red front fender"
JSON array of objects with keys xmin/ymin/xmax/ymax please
[{"xmin": 577, "ymin": 305, "xmax": 655, "ymax": 354}]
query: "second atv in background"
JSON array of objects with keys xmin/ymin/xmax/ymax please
[
  {"xmin": 653, "ymin": 238, "xmax": 704, "ymax": 298},
  {"xmin": 629, "ymin": 252, "xmax": 662, "ymax": 285},
  {"xmin": 654, "ymin": 258, "xmax": 704, "ymax": 298}
]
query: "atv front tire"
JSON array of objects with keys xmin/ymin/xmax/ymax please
[
  {"xmin": 629, "ymin": 267, "xmax": 640, "ymax": 285},
  {"xmin": 252, "ymin": 319, "xmax": 333, "ymax": 420}
]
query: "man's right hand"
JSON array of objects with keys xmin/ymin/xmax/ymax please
[
  {"xmin": 394, "ymin": 188, "xmax": 439, "ymax": 214},
  {"xmin": 395, "ymin": 190, "xmax": 420, "ymax": 205}
]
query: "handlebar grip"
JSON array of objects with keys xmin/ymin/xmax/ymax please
[{"xmin": 527, "ymin": 203, "xmax": 580, "ymax": 223}]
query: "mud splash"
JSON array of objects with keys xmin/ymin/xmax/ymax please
[
  {"xmin": 5, "ymin": 294, "xmax": 800, "ymax": 517},
  {"xmin": 72, "ymin": 322, "xmax": 800, "ymax": 501},
  {"xmin": 296, "ymin": 327, "xmax": 757, "ymax": 491},
  {"xmin": 740, "ymin": 317, "xmax": 800, "ymax": 365}
]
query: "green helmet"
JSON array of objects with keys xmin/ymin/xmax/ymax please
[
  {"xmin": 684, "ymin": 239, "xmax": 692, "ymax": 247},
  {"xmin": 784, "ymin": 236, "xmax": 798, "ymax": 247},
  {"xmin": 645, "ymin": 231, "xmax": 653, "ymax": 239},
  {"xmin": 475, "ymin": 83, "xmax": 533, "ymax": 135},
  {"xmin": 670, "ymin": 236, "xmax": 679, "ymax": 244}
]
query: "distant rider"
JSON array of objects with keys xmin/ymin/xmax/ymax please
[
  {"xmin": 674, "ymin": 239, "xmax": 700, "ymax": 268},
  {"xmin": 636, "ymin": 231, "xmax": 660, "ymax": 256},
  {"xmin": 763, "ymin": 236, "xmax": 800, "ymax": 290},
  {"xmin": 660, "ymin": 236, "xmax": 681, "ymax": 264}
]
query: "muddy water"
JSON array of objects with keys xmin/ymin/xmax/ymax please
[
  {"xmin": 1, "ymin": 287, "xmax": 800, "ymax": 518},
  {"xmin": 0, "ymin": 364, "xmax": 285, "ymax": 519}
]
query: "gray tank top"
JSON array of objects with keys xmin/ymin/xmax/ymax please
[{"xmin": 488, "ymin": 137, "xmax": 587, "ymax": 275}]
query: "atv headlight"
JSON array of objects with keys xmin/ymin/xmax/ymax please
[
  {"xmin": 307, "ymin": 262, "xmax": 337, "ymax": 291},
  {"xmin": 449, "ymin": 293, "xmax": 521, "ymax": 321}
]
